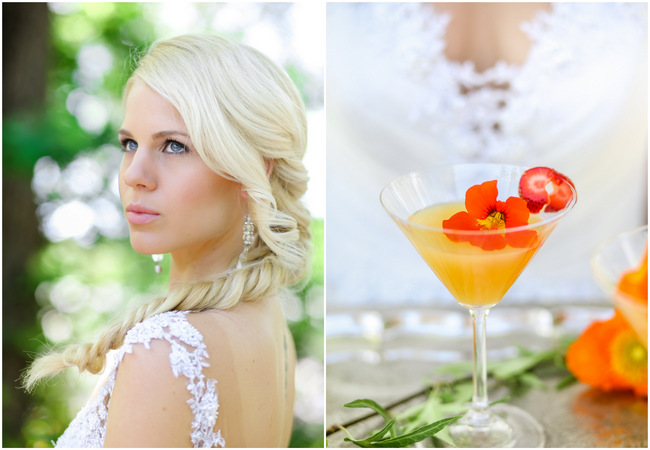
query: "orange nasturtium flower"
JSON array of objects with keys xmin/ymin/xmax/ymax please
[
  {"xmin": 566, "ymin": 311, "xmax": 647, "ymax": 397},
  {"xmin": 442, "ymin": 180, "xmax": 538, "ymax": 251}
]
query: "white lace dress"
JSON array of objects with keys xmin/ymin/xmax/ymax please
[
  {"xmin": 327, "ymin": 2, "xmax": 647, "ymax": 308},
  {"xmin": 55, "ymin": 311, "xmax": 225, "ymax": 448}
]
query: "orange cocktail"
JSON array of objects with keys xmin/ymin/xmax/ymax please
[{"xmin": 406, "ymin": 202, "xmax": 542, "ymax": 307}]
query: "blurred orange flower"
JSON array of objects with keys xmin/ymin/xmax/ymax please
[
  {"xmin": 617, "ymin": 243, "xmax": 648, "ymax": 302},
  {"xmin": 566, "ymin": 311, "xmax": 647, "ymax": 397}
]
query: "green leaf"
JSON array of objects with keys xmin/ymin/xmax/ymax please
[
  {"xmin": 343, "ymin": 437, "xmax": 374, "ymax": 448},
  {"xmin": 489, "ymin": 396, "xmax": 511, "ymax": 406},
  {"xmin": 432, "ymin": 426, "xmax": 456, "ymax": 447},
  {"xmin": 556, "ymin": 374, "xmax": 577, "ymax": 390},
  {"xmin": 344, "ymin": 398, "xmax": 392, "ymax": 423},
  {"xmin": 367, "ymin": 418, "xmax": 397, "ymax": 442},
  {"xmin": 367, "ymin": 416, "xmax": 461, "ymax": 448},
  {"xmin": 343, "ymin": 418, "xmax": 397, "ymax": 447},
  {"xmin": 344, "ymin": 398, "xmax": 396, "ymax": 437},
  {"xmin": 397, "ymin": 402, "xmax": 425, "ymax": 423},
  {"xmin": 518, "ymin": 372, "xmax": 546, "ymax": 389},
  {"xmin": 419, "ymin": 393, "xmax": 445, "ymax": 423},
  {"xmin": 490, "ymin": 350, "xmax": 555, "ymax": 380},
  {"xmin": 515, "ymin": 345, "xmax": 537, "ymax": 357},
  {"xmin": 448, "ymin": 380, "xmax": 473, "ymax": 404}
]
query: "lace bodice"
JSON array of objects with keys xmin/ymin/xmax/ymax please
[
  {"xmin": 55, "ymin": 311, "xmax": 225, "ymax": 448},
  {"xmin": 363, "ymin": 3, "xmax": 646, "ymax": 161},
  {"xmin": 327, "ymin": 3, "xmax": 647, "ymax": 307}
]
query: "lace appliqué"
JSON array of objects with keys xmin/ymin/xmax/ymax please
[
  {"xmin": 55, "ymin": 311, "xmax": 224, "ymax": 448},
  {"xmin": 367, "ymin": 3, "xmax": 646, "ymax": 162}
]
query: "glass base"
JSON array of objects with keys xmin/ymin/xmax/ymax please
[{"xmin": 448, "ymin": 404, "xmax": 545, "ymax": 448}]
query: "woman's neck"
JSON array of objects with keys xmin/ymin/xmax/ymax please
[
  {"xmin": 168, "ymin": 234, "xmax": 244, "ymax": 285},
  {"xmin": 432, "ymin": 2, "xmax": 552, "ymax": 73}
]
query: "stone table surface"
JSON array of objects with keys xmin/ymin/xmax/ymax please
[{"xmin": 326, "ymin": 305, "xmax": 648, "ymax": 448}]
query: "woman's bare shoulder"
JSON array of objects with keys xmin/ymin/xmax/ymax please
[
  {"xmin": 105, "ymin": 311, "xmax": 226, "ymax": 447},
  {"xmin": 185, "ymin": 297, "xmax": 295, "ymax": 447},
  {"xmin": 104, "ymin": 339, "xmax": 194, "ymax": 447},
  {"xmin": 187, "ymin": 296, "xmax": 286, "ymax": 341},
  {"xmin": 185, "ymin": 296, "xmax": 292, "ymax": 375}
]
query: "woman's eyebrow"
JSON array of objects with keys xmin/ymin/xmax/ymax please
[
  {"xmin": 117, "ymin": 129, "xmax": 190, "ymax": 139},
  {"xmin": 152, "ymin": 130, "xmax": 190, "ymax": 139}
]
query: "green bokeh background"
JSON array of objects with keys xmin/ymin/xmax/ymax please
[{"xmin": 3, "ymin": 3, "xmax": 324, "ymax": 447}]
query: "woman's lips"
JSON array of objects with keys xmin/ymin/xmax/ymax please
[{"xmin": 126, "ymin": 204, "xmax": 160, "ymax": 225}]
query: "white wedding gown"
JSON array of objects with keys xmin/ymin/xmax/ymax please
[
  {"xmin": 326, "ymin": 2, "xmax": 648, "ymax": 309},
  {"xmin": 55, "ymin": 311, "xmax": 225, "ymax": 448}
]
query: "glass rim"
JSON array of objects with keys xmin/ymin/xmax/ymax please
[
  {"xmin": 591, "ymin": 224, "xmax": 648, "ymax": 258},
  {"xmin": 590, "ymin": 224, "xmax": 648, "ymax": 284},
  {"xmin": 380, "ymin": 163, "xmax": 578, "ymax": 236}
]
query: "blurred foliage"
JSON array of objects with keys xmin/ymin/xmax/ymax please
[{"xmin": 3, "ymin": 3, "xmax": 323, "ymax": 448}]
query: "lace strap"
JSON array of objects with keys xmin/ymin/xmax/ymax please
[{"xmin": 118, "ymin": 311, "xmax": 225, "ymax": 448}]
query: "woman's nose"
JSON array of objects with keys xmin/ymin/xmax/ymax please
[{"xmin": 120, "ymin": 148, "xmax": 157, "ymax": 191}]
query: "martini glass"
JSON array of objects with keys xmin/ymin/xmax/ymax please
[
  {"xmin": 380, "ymin": 163, "xmax": 576, "ymax": 448},
  {"xmin": 591, "ymin": 225, "xmax": 648, "ymax": 347}
]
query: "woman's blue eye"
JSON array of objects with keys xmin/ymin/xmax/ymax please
[
  {"xmin": 165, "ymin": 140, "xmax": 187, "ymax": 154},
  {"xmin": 121, "ymin": 139, "xmax": 138, "ymax": 152}
]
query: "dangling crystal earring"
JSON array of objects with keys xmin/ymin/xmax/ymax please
[
  {"xmin": 152, "ymin": 254, "xmax": 164, "ymax": 274},
  {"xmin": 237, "ymin": 214, "xmax": 255, "ymax": 269}
]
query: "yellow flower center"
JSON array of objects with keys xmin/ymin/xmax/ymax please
[
  {"xmin": 610, "ymin": 329, "xmax": 648, "ymax": 385},
  {"xmin": 476, "ymin": 211, "xmax": 506, "ymax": 231}
]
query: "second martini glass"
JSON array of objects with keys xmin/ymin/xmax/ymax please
[
  {"xmin": 591, "ymin": 225, "xmax": 648, "ymax": 347},
  {"xmin": 380, "ymin": 163, "xmax": 576, "ymax": 447}
]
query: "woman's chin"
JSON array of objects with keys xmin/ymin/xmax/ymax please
[{"xmin": 129, "ymin": 237, "xmax": 166, "ymax": 256}]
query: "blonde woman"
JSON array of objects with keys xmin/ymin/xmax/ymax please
[{"xmin": 24, "ymin": 34, "xmax": 311, "ymax": 448}]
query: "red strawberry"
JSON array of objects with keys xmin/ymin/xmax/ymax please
[
  {"xmin": 544, "ymin": 179, "xmax": 575, "ymax": 212},
  {"xmin": 519, "ymin": 167, "xmax": 575, "ymax": 213},
  {"xmin": 518, "ymin": 167, "xmax": 552, "ymax": 213}
]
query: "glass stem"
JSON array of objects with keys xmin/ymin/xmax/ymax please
[{"xmin": 469, "ymin": 307, "xmax": 490, "ymax": 411}]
